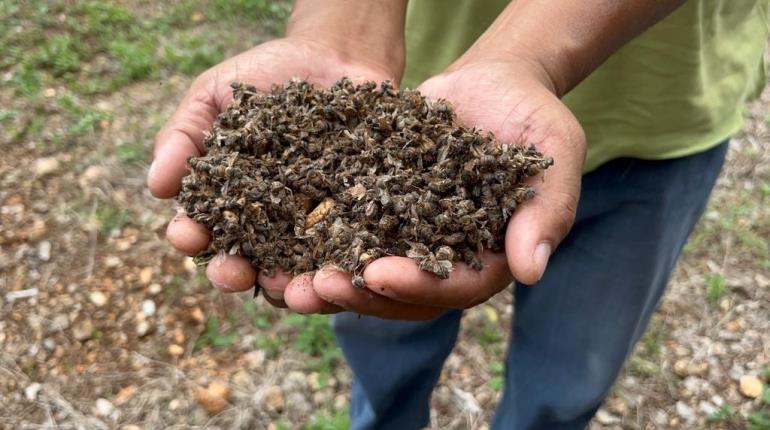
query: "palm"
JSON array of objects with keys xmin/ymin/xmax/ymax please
[{"xmin": 198, "ymin": 38, "xmax": 395, "ymax": 113}]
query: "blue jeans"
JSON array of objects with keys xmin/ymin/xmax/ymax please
[{"xmin": 333, "ymin": 142, "xmax": 729, "ymax": 430}]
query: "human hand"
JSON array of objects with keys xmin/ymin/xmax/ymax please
[
  {"xmin": 148, "ymin": 35, "xmax": 397, "ymax": 313},
  {"xmin": 311, "ymin": 59, "xmax": 586, "ymax": 318}
]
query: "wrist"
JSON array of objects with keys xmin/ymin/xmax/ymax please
[{"xmin": 286, "ymin": 0, "xmax": 407, "ymax": 82}]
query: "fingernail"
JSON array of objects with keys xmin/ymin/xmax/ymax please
[
  {"xmin": 315, "ymin": 266, "xmax": 341, "ymax": 282},
  {"xmin": 533, "ymin": 242, "xmax": 552, "ymax": 282}
]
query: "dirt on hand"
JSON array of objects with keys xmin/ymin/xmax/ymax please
[{"xmin": 178, "ymin": 78, "xmax": 552, "ymax": 285}]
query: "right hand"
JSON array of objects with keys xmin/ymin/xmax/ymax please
[{"xmin": 148, "ymin": 36, "xmax": 394, "ymax": 313}]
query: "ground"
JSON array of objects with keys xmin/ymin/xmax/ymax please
[{"xmin": 1, "ymin": 2, "xmax": 768, "ymax": 429}]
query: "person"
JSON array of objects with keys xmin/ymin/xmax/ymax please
[{"xmin": 147, "ymin": 1, "xmax": 768, "ymax": 428}]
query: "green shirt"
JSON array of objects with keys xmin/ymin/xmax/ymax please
[{"xmin": 404, "ymin": 1, "xmax": 768, "ymax": 172}]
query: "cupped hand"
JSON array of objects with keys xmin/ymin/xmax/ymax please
[
  {"xmin": 149, "ymin": 37, "xmax": 394, "ymax": 312},
  {"xmin": 312, "ymin": 60, "xmax": 586, "ymax": 318}
]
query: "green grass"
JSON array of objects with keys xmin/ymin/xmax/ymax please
[
  {"xmin": 194, "ymin": 314, "xmax": 239, "ymax": 350},
  {"xmin": 283, "ymin": 314, "xmax": 341, "ymax": 374},
  {"xmin": 706, "ymin": 404, "xmax": 737, "ymax": 424},
  {"xmin": 488, "ymin": 361, "xmax": 504, "ymax": 392},
  {"xmin": 705, "ymin": 273, "xmax": 727, "ymax": 305},
  {"xmin": 95, "ymin": 204, "xmax": 129, "ymax": 236},
  {"xmin": 305, "ymin": 407, "xmax": 350, "ymax": 430},
  {"xmin": 3, "ymin": 0, "xmax": 289, "ymax": 100}
]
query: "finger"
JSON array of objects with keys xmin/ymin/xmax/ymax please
[
  {"xmin": 284, "ymin": 272, "xmax": 344, "ymax": 314},
  {"xmin": 363, "ymin": 252, "xmax": 513, "ymax": 308},
  {"xmin": 505, "ymin": 134, "xmax": 583, "ymax": 285},
  {"xmin": 206, "ymin": 254, "xmax": 257, "ymax": 293},
  {"xmin": 165, "ymin": 212, "xmax": 210, "ymax": 255},
  {"xmin": 148, "ymin": 79, "xmax": 220, "ymax": 198},
  {"xmin": 313, "ymin": 267, "xmax": 447, "ymax": 321},
  {"xmin": 257, "ymin": 268, "xmax": 292, "ymax": 304}
]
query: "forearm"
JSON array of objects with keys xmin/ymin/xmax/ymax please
[
  {"xmin": 287, "ymin": 0, "xmax": 408, "ymax": 81},
  {"xmin": 454, "ymin": 0, "xmax": 686, "ymax": 96}
]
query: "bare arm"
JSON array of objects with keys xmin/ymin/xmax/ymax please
[
  {"xmin": 457, "ymin": 0, "xmax": 687, "ymax": 96},
  {"xmin": 288, "ymin": 0, "xmax": 408, "ymax": 81}
]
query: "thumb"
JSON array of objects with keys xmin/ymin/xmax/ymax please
[
  {"xmin": 504, "ymin": 137, "xmax": 584, "ymax": 285},
  {"xmin": 147, "ymin": 76, "xmax": 224, "ymax": 199}
]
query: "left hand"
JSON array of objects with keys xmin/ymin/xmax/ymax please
[{"xmin": 311, "ymin": 59, "xmax": 586, "ymax": 319}]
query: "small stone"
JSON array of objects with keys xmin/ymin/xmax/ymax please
[
  {"xmin": 25, "ymin": 382, "xmax": 42, "ymax": 401},
  {"xmin": 245, "ymin": 350, "xmax": 266, "ymax": 368},
  {"xmin": 190, "ymin": 307, "xmax": 205, "ymax": 323},
  {"xmin": 105, "ymin": 255, "xmax": 122, "ymax": 267},
  {"xmin": 191, "ymin": 11, "xmax": 205, "ymax": 22},
  {"xmin": 121, "ymin": 426, "xmax": 143, "ymax": 430},
  {"xmin": 196, "ymin": 381, "xmax": 231, "ymax": 414},
  {"xmin": 333, "ymin": 394, "xmax": 347, "ymax": 410},
  {"xmin": 739, "ymin": 375, "xmax": 763, "ymax": 398},
  {"xmin": 183, "ymin": 257, "xmax": 197, "ymax": 273},
  {"xmin": 262, "ymin": 385, "xmax": 285, "ymax": 413},
  {"xmin": 72, "ymin": 319, "xmax": 94, "ymax": 341},
  {"xmin": 147, "ymin": 283, "xmax": 162, "ymax": 295},
  {"xmin": 89, "ymin": 291, "xmax": 108, "ymax": 307},
  {"xmin": 34, "ymin": 157, "xmax": 59, "ymax": 176},
  {"xmin": 139, "ymin": 267, "xmax": 153, "ymax": 285},
  {"xmin": 307, "ymin": 372, "xmax": 321, "ymax": 391},
  {"xmin": 141, "ymin": 300, "xmax": 156, "ymax": 317},
  {"xmin": 136, "ymin": 321, "xmax": 151, "ymax": 337},
  {"xmin": 168, "ymin": 344, "xmax": 184, "ymax": 356},
  {"xmin": 43, "ymin": 88, "xmax": 56, "ymax": 97},
  {"xmin": 95, "ymin": 398, "xmax": 114, "ymax": 417},
  {"xmin": 168, "ymin": 399, "xmax": 181, "ymax": 411},
  {"xmin": 698, "ymin": 401, "xmax": 717, "ymax": 416},
  {"xmin": 115, "ymin": 385, "xmax": 137, "ymax": 405},
  {"xmin": 595, "ymin": 408, "xmax": 620, "ymax": 425},
  {"xmin": 675, "ymin": 401, "xmax": 694, "ymax": 423},
  {"xmin": 673, "ymin": 359, "xmax": 709, "ymax": 377},
  {"xmin": 37, "ymin": 241, "xmax": 51, "ymax": 261},
  {"xmin": 51, "ymin": 314, "xmax": 70, "ymax": 331},
  {"xmin": 42, "ymin": 337, "xmax": 55, "ymax": 351},
  {"xmin": 282, "ymin": 371, "xmax": 307, "ymax": 393},
  {"xmin": 79, "ymin": 165, "xmax": 109, "ymax": 187}
]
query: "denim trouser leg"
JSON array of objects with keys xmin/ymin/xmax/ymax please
[
  {"xmin": 334, "ymin": 142, "xmax": 729, "ymax": 430},
  {"xmin": 333, "ymin": 309, "xmax": 463, "ymax": 430}
]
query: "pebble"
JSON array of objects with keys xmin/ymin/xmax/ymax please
[
  {"xmin": 37, "ymin": 241, "xmax": 51, "ymax": 261},
  {"xmin": 285, "ymin": 392, "xmax": 311, "ymax": 417},
  {"xmin": 121, "ymin": 426, "xmax": 143, "ymax": 430},
  {"xmin": 78, "ymin": 165, "xmax": 109, "ymax": 187},
  {"xmin": 196, "ymin": 381, "xmax": 231, "ymax": 414},
  {"xmin": 105, "ymin": 256, "xmax": 122, "ymax": 267},
  {"xmin": 334, "ymin": 394, "xmax": 347, "ymax": 410},
  {"xmin": 245, "ymin": 350, "xmax": 266, "ymax": 368},
  {"xmin": 95, "ymin": 398, "xmax": 114, "ymax": 417},
  {"xmin": 34, "ymin": 157, "xmax": 59, "ymax": 176},
  {"xmin": 141, "ymin": 299, "xmax": 156, "ymax": 317},
  {"xmin": 675, "ymin": 401, "xmax": 695, "ymax": 423},
  {"xmin": 191, "ymin": 307, "xmax": 205, "ymax": 323},
  {"xmin": 25, "ymin": 382, "xmax": 42, "ymax": 401},
  {"xmin": 51, "ymin": 314, "xmax": 70, "ymax": 331},
  {"xmin": 89, "ymin": 291, "xmax": 108, "ymax": 307},
  {"xmin": 168, "ymin": 344, "xmax": 184, "ymax": 356},
  {"xmin": 739, "ymin": 375, "xmax": 763, "ymax": 398},
  {"xmin": 262, "ymin": 385, "xmax": 285, "ymax": 413},
  {"xmin": 147, "ymin": 283, "xmax": 162, "ymax": 295},
  {"xmin": 139, "ymin": 267, "xmax": 153, "ymax": 285},
  {"xmin": 282, "ymin": 371, "xmax": 307, "ymax": 393},
  {"xmin": 698, "ymin": 400, "xmax": 717, "ymax": 416},
  {"xmin": 595, "ymin": 409, "xmax": 620, "ymax": 425},
  {"xmin": 72, "ymin": 319, "xmax": 94, "ymax": 341},
  {"xmin": 39, "ymin": 340, "xmax": 54, "ymax": 354},
  {"xmin": 136, "ymin": 321, "xmax": 151, "ymax": 337}
]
